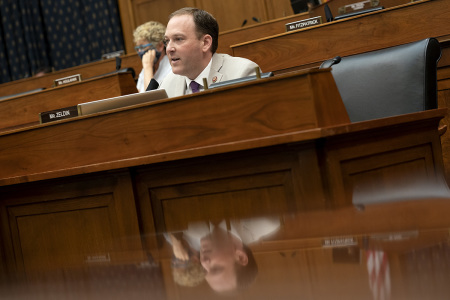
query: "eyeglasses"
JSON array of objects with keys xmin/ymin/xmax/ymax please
[{"xmin": 134, "ymin": 43, "xmax": 155, "ymax": 52}]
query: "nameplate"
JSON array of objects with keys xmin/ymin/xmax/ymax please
[
  {"xmin": 322, "ymin": 236, "xmax": 357, "ymax": 248},
  {"xmin": 85, "ymin": 253, "xmax": 111, "ymax": 264},
  {"xmin": 102, "ymin": 50, "xmax": 124, "ymax": 60},
  {"xmin": 54, "ymin": 74, "xmax": 82, "ymax": 87},
  {"xmin": 285, "ymin": 16, "xmax": 322, "ymax": 32},
  {"xmin": 38, "ymin": 89, "xmax": 168, "ymax": 124},
  {"xmin": 39, "ymin": 105, "xmax": 79, "ymax": 124},
  {"xmin": 338, "ymin": 0, "xmax": 379, "ymax": 14},
  {"xmin": 369, "ymin": 230, "xmax": 418, "ymax": 241}
]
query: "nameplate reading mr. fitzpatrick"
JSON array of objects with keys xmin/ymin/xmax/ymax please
[
  {"xmin": 54, "ymin": 74, "xmax": 82, "ymax": 87},
  {"xmin": 285, "ymin": 16, "xmax": 322, "ymax": 32}
]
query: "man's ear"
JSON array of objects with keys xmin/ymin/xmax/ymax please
[
  {"xmin": 202, "ymin": 34, "xmax": 213, "ymax": 53},
  {"xmin": 235, "ymin": 249, "xmax": 249, "ymax": 266}
]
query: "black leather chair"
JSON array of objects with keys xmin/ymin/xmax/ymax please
[{"xmin": 320, "ymin": 38, "xmax": 442, "ymax": 122}]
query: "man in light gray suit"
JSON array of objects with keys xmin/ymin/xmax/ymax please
[{"xmin": 154, "ymin": 7, "xmax": 261, "ymax": 98}]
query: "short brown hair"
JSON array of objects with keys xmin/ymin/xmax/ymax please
[{"xmin": 169, "ymin": 7, "xmax": 219, "ymax": 54}]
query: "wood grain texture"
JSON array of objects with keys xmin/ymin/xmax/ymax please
[
  {"xmin": 232, "ymin": 0, "xmax": 447, "ymax": 73},
  {"xmin": 309, "ymin": 0, "xmax": 410, "ymax": 19},
  {"xmin": 0, "ymin": 53, "xmax": 141, "ymax": 99},
  {"xmin": 0, "ymin": 69, "xmax": 348, "ymax": 185},
  {"xmin": 130, "ymin": 109, "xmax": 447, "ymax": 251},
  {"xmin": 218, "ymin": 0, "xmax": 409, "ymax": 55},
  {"xmin": 0, "ymin": 87, "xmax": 447, "ymax": 285},
  {"xmin": 0, "ymin": 171, "xmax": 144, "ymax": 277},
  {"xmin": 0, "ymin": 72, "xmax": 137, "ymax": 131}
]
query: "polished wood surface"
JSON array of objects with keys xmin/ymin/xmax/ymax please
[
  {"xmin": 158, "ymin": 198, "xmax": 450, "ymax": 300},
  {"xmin": 1, "ymin": 1, "xmax": 450, "ymax": 297},
  {"xmin": 0, "ymin": 69, "xmax": 348, "ymax": 186},
  {"xmin": 133, "ymin": 108, "xmax": 447, "ymax": 262},
  {"xmin": 218, "ymin": 0, "xmax": 411, "ymax": 55},
  {"xmin": 5, "ymin": 197, "xmax": 450, "ymax": 299},
  {"xmin": 0, "ymin": 171, "xmax": 145, "ymax": 278},
  {"xmin": 308, "ymin": 0, "xmax": 410, "ymax": 19},
  {"xmin": 0, "ymin": 70, "xmax": 446, "ymax": 228},
  {"xmin": 118, "ymin": 78, "xmax": 447, "ymax": 270},
  {"xmin": 0, "ymin": 66, "xmax": 448, "ymax": 298},
  {"xmin": 232, "ymin": 0, "xmax": 447, "ymax": 73},
  {"xmin": 116, "ymin": 0, "xmax": 407, "ymax": 55},
  {"xmin": 0, "ymin": 53, "xmax": 141, "ymax": 99},
  {"xmin": 438, "ymin": 64, "xmax": 450, "ymax": 182},
  {"xmin": 229, "ymin": 0, "xmax": 450, "ymax": 183},
  {"xmin": 0, "ymin": 72, "xmax": 137, "ymax": 131}
]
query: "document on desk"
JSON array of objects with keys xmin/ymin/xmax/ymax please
[{"xmin": 39, "ymin": 89, "xmax": 168, "ymax": 124}]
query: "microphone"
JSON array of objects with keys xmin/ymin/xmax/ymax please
[
  {"xmin": 115, "ymin": 57, "xmax": 122, "ymax": 71},
  {"xmin": 241, "ymin": 19, "xmax": 247, "ymax": 27},
  {"xmin": 252, "ymin": 17, "xmax": 261, "ymax": 23},
  {"xmin": 320, "ymin": 56, "xmax": 341, "ymax": 69},
  {"xmin": 324, "ymin": 4, "xmax": 334, "ymax": 22}
]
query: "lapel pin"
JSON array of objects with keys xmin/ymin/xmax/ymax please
[{"xmin": 212, "ymin": 76, "xmax": 218, "ymax": 83}]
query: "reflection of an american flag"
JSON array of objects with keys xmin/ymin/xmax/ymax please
[{"xmin": 367, "ymin": 250, "xmax": 391, "ymax": 300}]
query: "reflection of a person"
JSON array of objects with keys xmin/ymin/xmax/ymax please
[
  {"xmin": 168, "ymin": 232, "xmax": 206, "ymax": 287},
  {"xmin": 133, "ymin": 21, "xmax": 171, "ymax": 92},
  {"xmin": 175, "ymin": 218, "xmax": 280, "ymax": 293}
]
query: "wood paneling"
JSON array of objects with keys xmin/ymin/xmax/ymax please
[
  {"xmin": 0, "ymin": 69, "xmax": 348, "ymax": 186},
  {"xmin": 0, "ymin": 171, "xmax": 145, "ymax": 277},
  {"xmin": 131, "ymin": 108, "xmax": 448, "ymax": 264},
  {"xmin": 264, "ymin": 0, "xmax": 294, "ymax": 19},
  {"xmin": 309, "ymin": 0, "xmax": 411, "ymax": 19},
  {"xmin": 232, "ymin": 0, "xmax": 447, "ymax": 73},
  {"xmin": 134, "ymin": 148, "xmax": 324, "ymax": 234},
  {"xmin": 129, "ymin": 108, "xmax": 448, "ymax": 260},
  {"xmin": 252, "ymin": 249, "xmax": 370, "ymax": 299},
  {"xmin": 0, "ymin": 61, "xmax": 447, "ymax": 289},
  {"xmin": 438, "ymin": 80, "xmax": 450, "ymax": 182},
  {"xmin": 116, "ymin": 0, "xmax": 293, "ymax": 54},
  {"xmin": 197, "ymin": 0, "xmax": 268, "ymax": 32},
  {"xmin": 0, "ymin": 53, "xmax": 141, "ymax": 99},
  {"xmin": 329, "ymin": 130, "xmax": 444, "ymax": 205},
  {"xmin": 228, "ymin": 0, "xmax": 450, "ymax": 184},
  {"xmin": 0, "ymin": 72, "xmax": 137, "ymax": 131},
  {"xmin": 158, "ymin": 198, "xmax": 450, "ymax": 300},
  {"xmin": 218, "ymin": 13, "xmax": 309, "ymax": 55},
  {"xmin": 117, "ymin": 0, "xmax": 138, "ymax": 54},
  {"xmin": 132, "ymin": 0, "xmax": 195, "ymax": 29},
  {"xmin": 0, "ymin": 0, "xmax": 449, "ymax": 293}
]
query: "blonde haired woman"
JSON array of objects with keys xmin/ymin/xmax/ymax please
[{"xmin": 133, "ymin": 21, "xmax": 171, "ymax": 92}]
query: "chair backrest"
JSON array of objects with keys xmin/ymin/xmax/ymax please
[{"xmin": 320, "ymin": 38, "xmax": 442, "ymax": 122}]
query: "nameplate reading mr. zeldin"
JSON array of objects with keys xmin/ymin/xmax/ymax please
[
  {"xmin": 54, "ymin": 74, "xmax": 82, "ymax": 87},
  {"xmin": 39, "ymin": 105, "xmax": 79, "ymax": 124},
  {"xmin": 285, "ymin": 16, "xmax": 322, "ymax": 32}
]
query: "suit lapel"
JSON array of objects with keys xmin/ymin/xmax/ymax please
[
  {"xmin": 208, "ymin": 54, "xmax": 224, "ymax": 85},
  {"xmin": 171, "ymin": 76, "xmax": 186, "ymax": 97}
]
